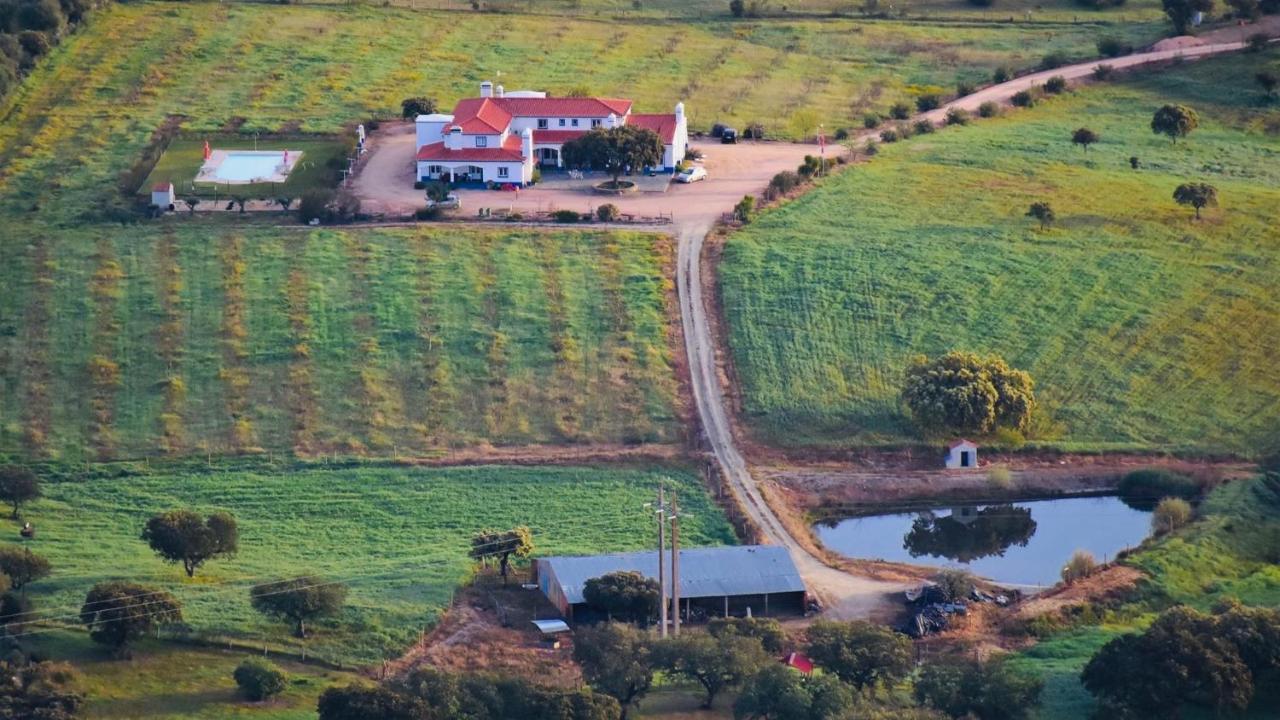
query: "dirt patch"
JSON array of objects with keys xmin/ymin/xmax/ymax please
[
  {"xmin": 391, "ymin": 574, "xmax": 581, "ymax": 687},
  {"xmin": 1013, "ymin": 565, "xmax": 1145, "ymax": 621},
  {"xmin": 1152, "ymin": 35, "xmax": 1208, "ymax": 52}
]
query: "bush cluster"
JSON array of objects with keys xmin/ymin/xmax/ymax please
[{"xmin": 0, "ymin": 0, "xmax": 113, "ymax": 100}]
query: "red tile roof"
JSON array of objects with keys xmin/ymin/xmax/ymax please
[
  {"xmin": 449, "ymin": 98, "xmax": 514, "ymax": 134},
  {"xmin": 450, "ymin": 97, "xmax": 634, "ymax": 134},
  {"xmin": 949, "ymin": 439, "xmax": 977, "ymax": 449},
  {"xmin": 152, "ymin": 183, "xmax": 173, "ymax": 192},
  {"xmin": 531, "ymin": 130, "xmax": 588, "ymax": 144},
  {"xmin": 628, "ymin": 113, "xmax": 678, "ymax": 143},
  {"xmin": 416, "ymin": 134, "xmax": 525, "ymax": 162}
]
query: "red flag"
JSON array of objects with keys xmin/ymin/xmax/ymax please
[{"xmin": 203, "ymin": 140, "xmax": 211, "ymax": 161}]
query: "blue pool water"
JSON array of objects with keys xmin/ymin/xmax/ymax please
[
  {"xmin": 814, "ymin": 496, "xmax": 1151, "ymax": 587},
  {"xmin": 213, "ymin": 151, "xmax": 289, "ymax": 182}
]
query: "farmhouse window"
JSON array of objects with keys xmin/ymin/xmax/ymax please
[
  {"xmin": 537, "ymin": 119, "xmax": 549, "ymax": 129},
  {"xmin": 428, "ymin": 165, "xmax": 443, "ymax": 174},
  {"xmin": 497, "ymin": 167, "xmax": 509, "ymax": 178},
  {"xmin": 558, "ymin": 118, "xmax": 566, "ymax": 127},
  {"xmin": 572, "ymin": 119, "xmax": 579, "ymax": 127},
  {"xmin": 591, "ymin": 119, "xmax": 602, "ymax": 128},
  {"xmin": 468, "ymin": 166, "xmax": 483, "ymax": 175},
  {"xmin": 475, "ymin": 137, "xmax": 488, "ymax": 147}
]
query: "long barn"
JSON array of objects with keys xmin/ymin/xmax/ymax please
[{"xmin": 534, "ymin": 545, "xmax": 807, "ymax": 623}]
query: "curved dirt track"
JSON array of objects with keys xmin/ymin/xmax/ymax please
[{"xmin": 674, "ymin": 29, "xmax": 1276, "ymax": 620}]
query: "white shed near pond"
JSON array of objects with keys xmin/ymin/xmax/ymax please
[
  {"xmin": 945, "ymin": 439, "xmax": 979, "ymax": 469},
  {"xmin": 151, "ymin": 182, "xmax": 175, "ymax": 210}
]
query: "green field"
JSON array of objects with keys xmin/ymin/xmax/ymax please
[
  {"xmin": 16, "ymin": 462, "xmax": 734, "ymax": 665},
  {"xmin": 720, "ymin": 50, "xmax": 1280, "ymax": 455},
  {"xmin": 0, "ymin": 225, "xmax": 679, "ymax": 460},
  {"xmin": 28, "ymin": 631, "xmax": 359, "ymax": 720},
  {"xmin": 143, "ymin": 137, "xmax": 350, "ymax": 200}
]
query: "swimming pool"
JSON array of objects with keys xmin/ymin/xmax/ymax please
[{"xmin": 199, "ymin": 150, "xmax": 301, "ymax": 184}]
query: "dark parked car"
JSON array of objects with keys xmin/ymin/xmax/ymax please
[{"xmin": 721, "ymin": 128, "xmax": 738, "ymax": 144}]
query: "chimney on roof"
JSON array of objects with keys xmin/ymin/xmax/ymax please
[
  {"xmin": 446, "ymin": 126, "xmax": 463, "ymax": 150},
  {"xmin": 605, "ymin": 112, "xmax": 618, "ymax": 130},
  {"xmin": 496, "ymin": 84, "xmax": 504, "ymax": 98},
  {"xmin": 480, "ymin": 80, "xmax": 493, "ymax": 98},
  {"xmin": 675, "ymin": 102, "xmax": 685, "ymax": 123},
  {"xmin": 521, "ymin": 127, "xmax": 533, "ymax": 162}
]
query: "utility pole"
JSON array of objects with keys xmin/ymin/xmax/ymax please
[
  {"xmin": 671, "ymin": 490, "xmax": 680, "ymax": 636},
  {"xmin": 656, "ymin": 483, "xmax": 668, "ymax": 638}
]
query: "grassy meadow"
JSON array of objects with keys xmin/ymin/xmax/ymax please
[
  {"xmin": 0, "ymin": 225, "xmax": 679, "ymax": 460},
  {"xmin": 15, "ymin": 462, "xmax": 735, "ymax": 665},
  {"xmin": 720, "ymin": 50, "xmax": 1280, "ymax": 455}
]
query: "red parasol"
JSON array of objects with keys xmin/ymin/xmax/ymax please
[{"xmin": 203, "ymin": 140, "xmax": 211, "ymax": 161}]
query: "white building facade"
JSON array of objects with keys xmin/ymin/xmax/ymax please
[{"xmin": 415, "ymin": 81, "xmax": 688, "ymax": 186}]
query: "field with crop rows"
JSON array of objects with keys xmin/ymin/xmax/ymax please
[
  {"xmin": 0, "ymin": 225, "xmax": 679, "ymax": 460},
  {"xmin": 720, "ymin": 50, "xmax": 1280, "ymax": 455},
  {"xmin": 16, "ymin": 463, "xmax": 734, "ymax": 665}
]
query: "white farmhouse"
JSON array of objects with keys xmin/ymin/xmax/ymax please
[
  {"xmin": 151, "ymin": 182, "xmax": 176, "ymax": 210},
  {"xmin": 944, "ymin": 440, "xmax": 979, "ymax": 470},
  {"xmin": 414, "ymin": 81, "xmax": 688, "ymax": 186}
]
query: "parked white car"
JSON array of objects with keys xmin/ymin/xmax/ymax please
[{"xmin": 676, "ymin": 166, "xmax": 707, "ymax": 183}]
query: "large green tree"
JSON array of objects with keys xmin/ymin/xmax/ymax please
[
  {"xmin": 652, "ymin": 633, "xmax": 770, "ymax": 708},
  {"xmin": 79, "ymin": 581, "xmax": 182, "ymax": 657},
  {"xmin": 1161, "ymin": 0, "xmax": 1214, "ymax": 35},
  {"xmin": 916, "ymin": 657, "xmax": 1044, "ymax": 720},
  {"xmin": 318, "ymin": 685, "xmax": 429, "ymax": 720},
  {"xmin": 901, "ymin": 351, "xmax": 1035, "ymax": 436},
  {"xmin": 1151, "ymin": 104, "xmax": 1200, "ymax": 143},
  {"xmin": 733, "ymin": 664, "xmax": 853, "ymax": 720},
  {"xmin": 1172, "ymin": 182, "xmax": 1218, "ymax": 219},
  {"xmin": 805, "ymin": 620, "xmax": 913, "ymax": 692},
  {"xmin": 560, "ymin": 125, "xmax": 663, "ymax": 187},
  {"xmin": 469, "ymin": 526, "xmax": 533, "ymax": 584},
  {"xmin": 141, "ymin": 509, "xmax": 238, "ymax": 577},
  {"xmin": 573, "ymin": 622, "xmax": 652, "ymax": 719},
  {"xmin": 0, "ymin": 545, "xmax": 50, "ymax": 591},
  {"xmin": 582, "ymin": 571, "xmax": 660, "ymax": 624},
  {"xmin": 250, "ymin": 576, "xmax": 347, "ymax": 638}
]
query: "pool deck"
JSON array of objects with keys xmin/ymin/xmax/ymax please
[{"xmin": 196, "ymin": 149, "xmax": 303, "ymax": 185}]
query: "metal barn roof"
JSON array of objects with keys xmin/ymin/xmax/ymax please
[{"xmin": 540, "ymin": 545, "xmax": 805, "ymax": 605}]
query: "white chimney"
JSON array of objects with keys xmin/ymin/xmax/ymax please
[
  {"xmin": 480, "ymin": 80, "xmax": 493, "ymax": 98},
  {"xmin": 446, "ymin": 126, "xmax": 463, "ymax": 150},
  {"xmin": 496, "ymin": 84, "xmax": 505, "ymax": 98},
  {"xmin": 605, "ymin": 112, "xmax": 617, "ymax": 129},
  {"xmin": 675, "ymin": 102, "xmax": 685, "ymax": 123},
  {"xmin": 521, "ymin": 127, "xmax": 533, "ymax": 160}
]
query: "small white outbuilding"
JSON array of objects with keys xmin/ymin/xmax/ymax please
[
  {"xmin": 944, "ymin": 439, "xmax": 979, "ymax": 469},
  {"xmin": 151, "ymin": 182, "xmax": 175, "ymax": 210}
]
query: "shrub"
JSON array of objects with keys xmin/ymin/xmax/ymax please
[
  {"xmin": 1043, "ymin": 75, "xmax": 1067, "ymax": 94},
  {"xmin": 863, "ymin": 140, "xmax": 879, "ymax": 155},
  {"xmin": 1061, "ymin": 550, "xmax": 1098, "ymax": 583},
  {"xmin": 1118, "ymin": 469, "xmax": 1201, "ymax": 511},
  {"xmin": 1093, "ymin": 64, "xmax": 1116, "ymax": 81},
  {"xmin": 889, "ymin": 101, "xmax": 911, "ymax": 119},
  {"xmin": 729, "ymin": 0, "xmax": 745, "ymax": 15},
  {"xmin": 913, "ymin": 119, "xmax": 935, "ymax": 134},
  {"xmin": 1152, "ymin": 497, "xmax": 1194, "ymax": 535},
  {"xmin": 992, "ymin": 67, "xmax": 1011, "ymax": 83},
  {"xmin": 945, "ymin": 108, "xmax": 969, "ymax": 126},
  {"xmin": 956, "ymin": 81, "xmax": 976, "ymax": 97},
  {"xmin": 234, "ymin": 659, "xmax": 287, "ymax": 701},
  {"xmin": 552, "ymin": 209, "xmax": 581, "ymax": 223},
  {"xmin": 1097, "ymin": 37, "xmax": 1131, "ymax": 57},
  {"xmin": 596, "ymin": 203, "xmax": 620, "ymax": 222},
  {"xmin": 987, "ymin": 465, "xmax": 1013, "ymax": 489},
  {"xmin": 833, "ymin": 127, "xmax": 850, "ymax": 141},
  {"xmin": 1026, "ymin": 201, "xmax": 1055, "ymax": 229},
  {"xmin": 400, "ymin": 97, "xmax": 437, "ymax": 119},
  {"xmin": 1040, "ymin": 53, "xmax": 1069, "ymax": 70},
  {"xmin": 1010, "ymin": 90, "xmax": 1036, "ymax": 107},
  {"xmin": 733, "ymin": 195, "xmax": 756, "ymax": 223},
  {"xmin": 915, "ymin": 94, "xmax": 941, "ymax": 112},
  {"xmin": 298, "ymin": 188, "xmax": 333, "ymax": 224},
  {"xmin": 935, "ymin": 569, "xmax": 975, "ymax": 602},
  {"xmin": 978, "ymin": 101, "xmax": 1000, "ymax": 118},
  {"xmin": 879, "ymin": 128, "xmax": 899, "ymax": 143},
  {"xmin": 863, "ymin": 114, "xmax": 881, "ymax": 129},
  {"xmin": 1130, "ymin": 155, "xmax": 1140, "ymax": 169},
  {"xmin": 768, "ymin": 171, "xmax": 803, "ymax": 195}
]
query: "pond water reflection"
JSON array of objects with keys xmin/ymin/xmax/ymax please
[{"xmin": 815, "ymin": 496, "xmax": 1152, "ymax": 587}]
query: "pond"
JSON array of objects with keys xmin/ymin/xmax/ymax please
[{"xmin": 814, "ymin": 496, "xmax": 1152, "ymax": 588}]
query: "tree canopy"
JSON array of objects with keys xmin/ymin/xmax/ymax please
[
  {"xmin": 1172, "ymin": 182, "xmax": 1217, "ymax": 219},
  {"xmin": 582, "ymin": 571, "xmax": 660, "ymax": 624},
  {"xmin": 902, "ymin": 351, "xmax": 1036, "ymax": 437},
  {"xmin": 1161, "ymin": 0, "xmax": 1214, "ymax": 35},
  {"xmin": 651, "ymin": 633, "xmax": 770, "ymax": 708},
  {"xmin": 1071, "ymin": 127, "xmax": 1099, "ymax": 152},
  {"xmin": 708, "ymin": 616, "xmax": 787, "ymax": 653},
  {"xmin": 0, "ymin": 545, "xmax": 51, "ymax": 590},
  {"xmin": 805, "ymin": 620, "xmax": 913, "ymax": 692},
  {"xmin": 733, "ymin": 664, "xmax": 853, "ymax": 720},
  {"xmin": 573, "ymin": 622, "xmax": 653, "ymax": 718},
  {"xmin": 915, "ymin": 657, "xmax": 1043, "ymax": 720},
  {"xmin": 400, "ymin": 97, "xmax": 437, "ymax": 119},
  {"xmin": 249, "ymin": 576, "xmax": 347, "ymax": 638},
  {"xmin": 1082, "ymin": 604, "xmax": 1280, "ymax": 717},
  {"xmin": 560, "ymin": 125, "xmax": 663, "ymax": 185},
  {"xmin": 468, "ymin": 526, "xmax": 533, "ymax": 583},
  {"xmin": 1151, "ymin": 104, "xmax": 1200, "ymax": 143},
  {"xmin": 0, "ymin": 465, "xmax": 40, "ymax": 519},
  {"xmin": 79, "ymin": 581, "xmax": 182, "ymax": 656},
  {"xmin": 1026, "ymin": 201, "xmax": 1055, "ymax": 229},
  {"xmin": 141, "ymin": 509, "xmax": 238, "ymax": 577}
]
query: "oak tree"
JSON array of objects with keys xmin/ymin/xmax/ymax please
[
  {"xmin": 250, "ymin": 576, "xmax": 347, "ymax": 638},
  {"xmin": 1151, "ymin": 104, "xmax": 1200, "ymax": 143},
  {"xmin": 80, "ymin": 581, "xmax": 182, "ymax": 657},
  {"xmin": 141, "ymin": 509, "xmax": 238, "ymax": 577},
  {"xmin": 0, "ymin": 465, "xmax": 40, "ymax": 519}
]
